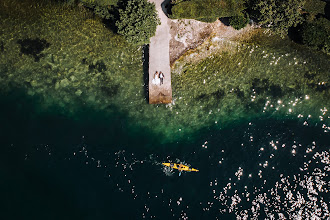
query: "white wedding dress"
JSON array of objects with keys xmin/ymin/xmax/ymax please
[{"xmin": 152, "ymin": 76, "xmax": 160, "ymax": 85}]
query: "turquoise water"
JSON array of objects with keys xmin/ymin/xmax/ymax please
[{"xmin": 0, "ymin": 1, "xmax": 329, "ymax": 219}]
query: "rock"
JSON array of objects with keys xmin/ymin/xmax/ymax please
[
  {"xmin": 46, "ymin": 62, "xmax": 56, "ymax": 69},
  {"xmin": 27, "ymin": 89, "xmax": 35, "ymax": 96},
  {"xmin": 75, "ymin": 89, "xmax": 82, "ymax": 96},
  {"xmin": 87, "ymin": 95, "xmax": 95, "ymax": 102},
  {"xmin": 55, "ymin": 82, "xmax": 60, "ymax": 90},
  {"xmin": 31, "ymin": 80, "xmax": 37, "ymax": 87},
  {"xmin": 60, "ymin": 78, "xmax": 70, "ymax": 87}
]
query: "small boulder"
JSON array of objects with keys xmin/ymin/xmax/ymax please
[{"xmin": 60, "ymin": 78, "xmax": 70, "ymax": 87}]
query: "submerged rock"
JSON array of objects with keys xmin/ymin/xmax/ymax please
[
  {"xmin": 89, "ymin": 60, "xmax": 107, "ymax": 72},
  {"xmin": 70, "ymin": 75, "xmax": 76, "ymax": 81},
  {"xmin": 60, "ymin": 78, "xmax": 70, "ymax": 87},
  {"xmin": 68, "ymin": 68, "xmax": 75, "ymax": 74},
  {"xmin": 55, "ymin": 82, "xmax": 60, "ymax": 90},
  {"xmin": 30, "ymin": 80, "xmax": 38, "ymax": 87},
  {"xmin": 75, "ymin": 89, "xmax": 82, "ymax": 96},
  {"xmin": 101, "ymin": 85, "xmax": 119, "ymax": 98}
]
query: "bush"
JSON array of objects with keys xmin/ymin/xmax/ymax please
[
  {"xmin": 301, "ymin": 17, "xmax": 330, "ymax": 54},
  {"xmin": 171, "ymin": 0, "xmax": 245, "ymax": 22},
  {"xmin": 303, "ymin": 0, "xmax": 326, "ymax": 20},
  {"xmin": 257, "ymin": 0, "xmax": 305, "ymax": 37},
  {"xmin": 80, "ymin": 0, "xmax": 119, "ymax": 6},
  {"xmin": 115, "ymin": 0, "xmax": 160, "ymax": 45},
  {"xmin": 78, "ymin": 0, "xmax": 118, "ymax": 20},
  {"xmin": 93, "ymin": 5, "xmax": 113, "ymax": 19},
  {"xmin": 230, "ymin": 13, "xmax": 249, "ymax": 30}
]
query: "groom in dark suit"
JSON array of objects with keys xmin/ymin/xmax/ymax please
[{"xmin": 159, "ymin": 71, "xmax": 164, "ymax": 85}]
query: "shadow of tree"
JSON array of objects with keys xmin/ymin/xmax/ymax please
[
  {"xmin": 325, "ymin": 3, "xmax": 330, "ymax": 19},
  {"xmin": 161, "ymin": 0, "xmax": 171, "ymax": 17},
  {"xmin": 219, "ymin": 17, "xmax": 230, "ymax": 26}
]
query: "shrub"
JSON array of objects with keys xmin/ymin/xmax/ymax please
[
  {"xmin": 301, "ymin": 17, "xmax": 330, "ymax": 54},
  {"xmin": 93, "ymin": 5, "xmax": 113, "ymax": 19},
  {"xmin": 80, "ymin": 0, "xmax": 119, "ymax": 6},
  {"xmin": 171, "ymin": 0, "xmax": 245, "ymax": 22},
  {"xmin": 230, "ymin": 13, "xmax": 249, "ymax": 30},
  {"xmin": 115, "ymin": 0, "xmax": 160, "ymax": 45},
  {"xmin": 78, "ymin": 0, "xmax": 118, "ymax": 20},
  {"xmin": 257, "ymin": 0, "xmax": 305, "ymax": 37},
  {"xmin": 303, "ymin": 0, "xmax": 326, "ymax": 20}
]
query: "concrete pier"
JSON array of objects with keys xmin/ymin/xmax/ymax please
[{"xmin": 148, "ymin": 0, "xmax": 172, "ymax": 104}]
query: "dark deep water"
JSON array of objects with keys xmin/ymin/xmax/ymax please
[{"xmin": 0, "ymin": 90, "xmax": 329, "ymax": 220}]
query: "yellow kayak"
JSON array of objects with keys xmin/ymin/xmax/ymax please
[{"xmin": 162, "ymin": 163, "xmax": 199, "ymax": 172}]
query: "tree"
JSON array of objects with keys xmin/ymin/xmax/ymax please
[
  {"xmin": 257, "ymin": 0, "xmax": 305, "ymax": 37},
  {"xmin": 115, "ymin": 0, "xmax": 160, "ymax": 45},
  {"xmin": 230, "ymin": 12, "xmax": 249, "ymax": 30},
  {"xmin": 303, "ymin": 0, "xmax": 326, "ymax": 21},
  {"xmin": 301, "ymin": 18, "xmax": 330, "ymax": 54}
]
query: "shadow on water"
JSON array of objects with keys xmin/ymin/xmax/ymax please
[
  {"xmin": 142, "ymin": 44, "xmax": 149, "ymax": 103},
  {"xmin": 219, "ymin": 17, "xmax": 230, "ymax": 26},
  {"xmin": 288, "ymin": 25, "xmax": 303, "ymax": 44},
  {"xmin": 0, "ymin": 41, "xmax": 4, "ymax": 52},
  {"xmin": 326, "ymin": 3, "xmax": 330, "ymax": 19},
  {"xmin": 161, "ymin": 0, "xmax": 171, "ymax": 17},
  {"xmin": 17, "ymin": 38, "xmax": 50, "ymax": 62}
]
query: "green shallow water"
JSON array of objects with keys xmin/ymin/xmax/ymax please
[{"xmin": 0, "ymin": 2, "xmax": 329, "ymax": 141}]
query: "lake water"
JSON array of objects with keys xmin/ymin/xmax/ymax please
[
  {"xmin": 0, "ymin": 89, "xmax": 329, "ymax": 219},
  {"xmin": 0, "ymin": 1, "xmax": 329, "ymax": 219}
]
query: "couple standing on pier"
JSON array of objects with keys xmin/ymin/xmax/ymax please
[{"xmin": 152, "ymin": 71, "xmax": 165, "ymax": 85}]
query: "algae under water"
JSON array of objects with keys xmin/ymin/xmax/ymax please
[{"xmin": 0, "ymin": 1, "xmax": 329, "ymax": 219}]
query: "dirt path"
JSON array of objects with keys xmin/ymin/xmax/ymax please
[{"xmin": 148, "ymin": 0, "xmax": 172, "ymax": 104}]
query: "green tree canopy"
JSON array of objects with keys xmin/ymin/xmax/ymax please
[
  {"xmin": 115, "ymin": 0, "xmax": 160, "ymax": 45},
  {"xmin": 303, "ymin": 0, "xmax": 326, "ymax": 20},
  {"xmin": 301, "ymin": 18, "xmax": 330, "ymax": 54},
  {"xmin": 257, "ymin": 0, "xmax": 305, "ymax": 37},
  {"xmin": 230, "ymin": 12, "xmax": 249, "ymax": 30}
]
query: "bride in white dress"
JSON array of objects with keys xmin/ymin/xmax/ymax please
[{"xmin": 152, "ymin": 71, "xmax": 160, "ymax": 85}]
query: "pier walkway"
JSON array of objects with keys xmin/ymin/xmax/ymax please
[{"xmin": 148, "ymin": 0, "xmax": 172, "ymax": 104}]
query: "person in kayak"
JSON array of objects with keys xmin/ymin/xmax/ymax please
[{"xmin": 177, "ymin": 164, "xmax": 184, "ymax": 176}]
